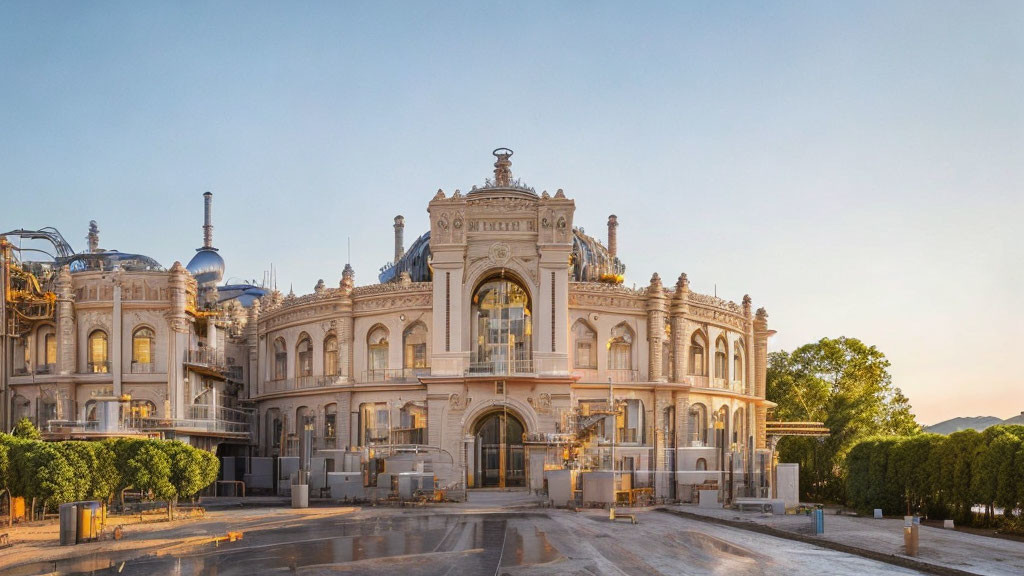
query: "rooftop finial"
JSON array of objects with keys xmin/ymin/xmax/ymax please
[
  {"xmin": 87, "ymin": 220, "xmax": 100, "ymax": 253},
  {"xmin": 493, "ymin": 147, "xmax": 513, "ymax": 187}
]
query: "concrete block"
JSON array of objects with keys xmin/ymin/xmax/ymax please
[
  {"xmin": 582, "ymin": 471, "xmax": 615, "ymax": 506},
  {"xmin": 327, "ymin": 472, "xmax": 363, "ymax": 500},
  {"xmin": 776, "ymin": 463, "xmax": 799, "ymax": 508},
  {"xmin": 874, "ymin": 509, "xmax": 883, "ymax": 519},
  {"xmin": 943, "ymin": 519, "xmax": 955, "ymax": 528},
  {"xmin": 291, "ymin": 484, "xmax": 308, "ymax": 508},
  {"xmin": 546, "ymin": 469, "xmax": 577, "ymax": 507},
  {"xmin": 698, "ymin": 490, "xmax": 721, "ymax": 509},
  {"xmin": 245, "ymin": 457, "xmax": 274, "ymax": 491}
]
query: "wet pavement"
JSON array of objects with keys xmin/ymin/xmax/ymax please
[{"xmin": 6, "ymin": 507, "xmax": 927, "ymax": 576}]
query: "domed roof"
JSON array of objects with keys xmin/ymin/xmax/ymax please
[{"xmin": 186, "ymin": 248, "xmax": 224, "ymax": 287}]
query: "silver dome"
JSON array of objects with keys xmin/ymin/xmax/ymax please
[{"xmin": 186, "ymin": 248, "xmax": 225, "ymax": 287}]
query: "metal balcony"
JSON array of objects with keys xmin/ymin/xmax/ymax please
[{"xmin": 466, "ymin": 358, "xmax": 534, "ymax": 376}]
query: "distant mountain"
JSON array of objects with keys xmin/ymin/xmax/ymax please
[{"xmin": 924, "ymin": 414, "xmax": 1023, "ymax": 435}]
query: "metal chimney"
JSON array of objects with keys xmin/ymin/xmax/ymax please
[
  {"xmin": 203, "ymin": 192, "xmax": 214, "ymax": 249},
  {"xmin": 394, "ymin": 215, "xmax": 405, "ymax": 262}
]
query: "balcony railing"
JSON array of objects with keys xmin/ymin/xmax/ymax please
[
  {"xmin": 138, "ymin": 417, "xmax": 249, "ymax": 435},
  {"xmin": 130, "ymin": 362, "xmax": 156, "ymax": 374},
  {"xmin": 606, "ymin": 369, "xmax": 639, "ymax": 383},
  {"xmin": 259, "ymin": 375, "xmax": 341, "ymax": 396},
  {"xmin": 391, "ymin": 427, "xmax": 426, "ymax": 445},
  {"xmin": 87, "ymin": 361, "xmax": 111, "ymax": 374},
  {"xmin": 572, "ymin": 368, "xmax": 641, "ymax": 383},
  {"xmin": 466, "ymin": 358, "xmax": 534, "ymax": 376},
  {"xmin": 184, "ymin": 348, "xmax": 226, "ymax": 370},
  {"xmin": 687, "ymin": 375, "xmax": 746, "ymax": 393},
  {"xmin": 363, "ymin": 427, "xmax": 390, "ymax": 445},
  {"xmin": 362, "ymin": 368, "xmax": 428, "ymax": 383}
]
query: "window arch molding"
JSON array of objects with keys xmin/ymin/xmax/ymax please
[
  {"xmin": 367, "ymin": 324, "xmax": 390, "ymax": 374},
  {"xmin": 323, "ymin": 332, "xmax": 338, "ymax": 377},
  {"xmin": 607, "ymin": 322, "xmax": 635, "ymax": 371},
  {"xmin": 131, "ymin": 325, "xmax": 156, "ymax": 370},
  {"xmin": 689, "ymin": 329, "xmax": 708, "ymax": 376},
  {"xmin": 469, "ymin": 273, "xmax": 533, "ymax": 371},
  {"xmin": 295, "ymin": 332, "xmax": 313, "ymax": 378},
  {"xmin": 571, "ymin": 318, "xmax": 598, "ymax": 369},
  {"xmin": 402, "ymin": 321, "xmax": 429, "ymax": 371},
  {"xmin": 87, "ymin": 329, "xmax": 109, "ymax": 373},
  {"xmin": 272, "ymin": 337, "xmax": 288, "ymax": 380},
  {"xmin": 732, "ymin": 338, "xmax": 746, "ymax": 385},
  {"xmin": 714, "ymin": 336, "xmax": 729, "ymax": 380}
]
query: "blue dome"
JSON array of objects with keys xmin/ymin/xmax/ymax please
[{"xmin": 186, "ymin": 248, "xmax": 225, "ymax": 287}]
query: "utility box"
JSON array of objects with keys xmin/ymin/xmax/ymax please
[
  {"xmin": 398, "ymin": 472, "xmax": 434, "ymax": 500},
  {"xmin": 245, "ymin": 457, "xmax": 274, "ymax": 492},
  {"xmin": 11, "ymin": 496, "xmax": 25, "ymax": 521},
  {"xmin": 59, "ymin": 503, "xmax": 78, "ymax": 546},
  {"xmin": 278, "ymin": 457, "xmax": 300, "ymax": 495},
  {"xmin": 776, "ymin": 463, "xmax": 799, "ymax": 508},
  {"xmin": 327, "ymin": 472, "xmax": 364, "ymax": 500},
  {"xmin": 546, "ymin": 469, "xmax": 577, "ymax": 507}
]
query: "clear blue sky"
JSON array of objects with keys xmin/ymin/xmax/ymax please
[{"xmin": 2, "ymin": 2, "xmax": 1021, "ymax": 424}]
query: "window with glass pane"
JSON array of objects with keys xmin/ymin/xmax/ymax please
[
  {"xmin": 403, "ymin": 323, "xmax": 428, "ymax": 369},
  {"xmin": 688, "ymin": 403, "xmax": 707, "ymax": 445},
  {"xmin": 296, "ymin": 335, "xmax": 313, "ymax": 377},
  {"xmin": 325, "ymin": 404, "xmax": 337, "ymax": 439},
  {"xmin": 715, "ymin": 338, "xmax": 728, "ymax": 379},
  {"xmin": 274, "ymin": 338, "xmax": 287, "ymax": 380},
  {"xmin": 471, "ymin": 277, "xmax": 532, "ymax": 371},
  {"xmin": 608, "ymin": 324, "xmax": 633, "ymax": 370},
  {"xmin": 359, "ymin": 402, "xmax": 389, "ymax": 445},
  {"xmin": 45, "ymin": 333, "xmax": 57, "ymax": 366},
  {"xmin": 133, "ymin": 327, "xmax": 154, "ymax": 364},
  {"xmin": 689, "ymin": 332, "xmax": 706, "ymax": 376},
  {"xmin": 368, "ymin": 326, "xmax": 389, "ymax": 372},
  {"xmin": 324, "ymin": 335, "xmax": 338, "ymax": 376},
  {"xmin": 733, "ymin": 342, "xmax": 744, "ymax": 382},
  {"xmin": 88, "ymin": 330, "xmax": 108, "ymax": 373},
  {"xmin": 572, "ymin": 320, "xmax": 596, "ymax": 368}
]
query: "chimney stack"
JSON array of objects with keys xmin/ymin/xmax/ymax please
[
  {"xmin": 203, "ymin": 192, "xmax": 214, "ymax": 249},
  {"xmin": 607, "ymin": 214, "xmax": 618, "ymax": 259},
  {"xmin": 394, "ymin": 215, "xmax": 405, "ymax": 262},
  {"xmin": 87, "ymin": 220, "xmax": 100, "ymax": 253}
]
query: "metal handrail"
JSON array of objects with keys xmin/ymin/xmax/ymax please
[{"xmin": 466, "ymin": 358, "xmax": 534, "ymax": 376}]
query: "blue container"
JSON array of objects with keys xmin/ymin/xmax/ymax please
[{"xmin": 813, "ymin": 508, "xmax": 824, "ymax": 534}]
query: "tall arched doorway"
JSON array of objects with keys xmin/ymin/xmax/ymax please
[{"xmin": 473, "ymin": 410, "xmax": 525, "ymax": 488}]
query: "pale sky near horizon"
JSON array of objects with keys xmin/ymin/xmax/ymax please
[{"xmin": 1, "ymin": 2, "xmax": 1020, "ymax": 424}]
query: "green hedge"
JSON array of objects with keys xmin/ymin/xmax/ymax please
[
  {"xmin": 0, "ymin": 433, "xmax": 219, "ymax": 516},
  {"xmin": 845, "ymin": 425, "xmax": 1024, "ymax": 525}
]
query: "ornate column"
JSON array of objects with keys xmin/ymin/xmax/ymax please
[
  {"xmin": 111, "ymin": 268, "xmax": 124, "ymax": 397},
  {"xmin": 743, "ymin": 295, "xmax": 754, "ymax": 396},
  {"xmin": 166, "ymin": 262, "xmax": 191, "ymax": 419},
  {"xmin": 754, "ymin": 307, "xmax": 770, "ymax": 450},
  {"xmin": 646, "ymin": 273, "xmax": 666, "ymax": 382},
  {"xmin": 55, "ymin": 266, "xmax": 75, "ymax": 376},
  {"xmin": 245, "ymin": 300, "xmax": 260, "ymax": 398},
  {"xmin": 670, "ymin": 274, "xmax": 689, "ymax": 383},
  {"xmin": 338, "ymin": 264, "xmax": 355, "ymax": 382}
]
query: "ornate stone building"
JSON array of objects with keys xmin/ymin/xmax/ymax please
[{"xmin": 250, "ymin": 149, "xmax": 775, "ymax": 501}]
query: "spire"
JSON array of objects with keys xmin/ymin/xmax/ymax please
[{"xmin": 87, "ymin": 220, "xmax": 100, "ymax": 253}]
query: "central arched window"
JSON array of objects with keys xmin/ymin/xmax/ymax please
[
  {"xmin": 323, "ymin": 334, "xmax": 338, "ymax": 377},
  {"xmin": 367, "ymin": 325, "xmax": 389, "ymax": 374},
  {"xmin": 572, "ymin": 320, "xmax": 597, "ymax": 369},
  {"xmin": 607, "ymin": 323, "xmax": 634, "ymax": 371},
  {"xmin": 132, "ymin": 327, "xmax": 155, "ymax": 371},
  {"xmin": 688, "ymin": 403, "xmax": 708, "ymax": 446},
  {"xmin": 296, "ymin": 333, "xmax": 313, "ymax": 377},
  {"xmin": 88, "ymin": 330, "xmax": 109, "ymax": 373},
  {"xmin": 471, "ymin": 276, "xmax": 532, "ymax": 373},
  {"xmin": 714, "ymin": 337, "xmax": 728, "ymax": 380},
  {"xmin": 273, "ymin": 338, "xmax": 287, "ymax": 380}
]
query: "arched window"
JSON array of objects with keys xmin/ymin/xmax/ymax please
[
  {"xmin": 688, "ymin": 403, "xmax": 707, "ymax": 446},
  {"xmin": 714, "ymin": 337, "xmax": 728, "ymax": 380},
  {"xmin": 37, "ymin": 326, "xmax": 56, "ymax": 373},
  {"xmin": 715, "ymin": 405, "xmax": 730, "ymax": 448},
  {"xmin": 398, "ymin": 401, "xmax": 427, "ymax": 444},
  {"xmin": 733, "ymin": 407, "xmax": 745, "ymax": 448},
  {"xmin": 572, "ymin": 320, "xmax": 597, "ymax": 369},
  {"xmin": 324, "ymin": 403, "xmax": 338, "ymax": 448},
  {"xmin": 696, "ymin": 458, "xmax": 707, "ymax": 471},
  {"xmin": 403, "ymin": 323, "xmax": 428, "ymax": 370},
  {"xmin": 323, "ymin": 334, "xmax": 338, "ymax": 377},
  {"xmin": 367, "ymin": 325, "xmax": 389, "ymax": 374},
  {"xmin": 689, "ymin": 331, "xmax": 707, "ymax": 376},
  {"xmin": 607, "ymin": 323, "xmax": 634, "ymax": 371},
  {"xmin": 273, "ymin": 338, "xmax": 287, "ymax": 380},
  {"xmin": 733, "ymin": 340, "xmax": 745, "ymax": 385},
  {"xmin": 471, "ymin": 276, "xmax": 532, "ymax": 373},
  {"xmin": 132, "ymin": 327, "xmax": 155, "ymax": 371},
  {"xmin": 296, "ymin": 333, "xmax": 313, "ymax": 377},
  {"xmin": 88, "ymin": 330, "xmax": 109, "ymax": 373}
]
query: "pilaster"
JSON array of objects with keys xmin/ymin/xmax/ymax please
[{"xmin": 646, "ymin": 273, "xmax": 666, "ymax": 382}]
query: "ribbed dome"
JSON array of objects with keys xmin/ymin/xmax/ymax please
[{"xmin": 186, "ymin": 248, "xmax": 225, "ymax": 287}]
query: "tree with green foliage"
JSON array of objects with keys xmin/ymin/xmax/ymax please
[
  {"xmin": 0, "ymin": 434, "xmax": 12, "ymax": 527},
  {"xmin": 125, "ymin": 441, "xmax": 174, "ymax": 518},
  {"xmin": 12, "ymin": 418, "xmax": 41, "ymax": 440},
  {"xmin": 160, "ymin": 442, "xmax": 220, "ymax": 509},
  {"xmin": 23, "ymin": 442, "xmax": 77, "ymax": 514},
  {"xmin": 767, "ymin": 337, "xmax": 919, "ymax": 502}
]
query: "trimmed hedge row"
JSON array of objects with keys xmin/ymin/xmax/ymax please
[
  {"xmin": 0, "ymin": 432, "xmax": 219, "ymax": 518},
  {"xmin": 846, "ymin": 425, "xmax": 1024, "ymax": 525}
]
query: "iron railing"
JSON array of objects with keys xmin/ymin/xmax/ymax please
[
  {"xmin": 391, "ymin": 427, "xmax": 425, "ymax": 445},
  {"xmin": 572, "ymin": 368, "xmax": 640, "ymax": 383},
  {"xmin": 184, "ymin": 348, "xmax": 226, "ymax": 370},
  {"xmin": 361, "ymin": 368, "xmax": 428, "ymax": 383},
  {"xmin": 258, "ymin": 375, "xmax": 341, "ymax": 396},
  {"xmin": 466, "ymin": 358, "xmax": 534, "ymax": 376}
]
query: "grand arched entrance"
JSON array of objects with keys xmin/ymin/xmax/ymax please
[{"xmin": 473, "ymin": 410, "xmax": 525, "ymax": 488}]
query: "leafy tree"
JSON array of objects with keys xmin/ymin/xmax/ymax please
[
  {"xmin": 0, "ymin": 434, "xmax": 12, "ymax": 527},
  {"xmin": 933, "ymin": 429, "xmax": 982, "ymax": 523},
  {"xmin": 767, "ymin": 337, "xmax": 919, "ymax": 502},
  {"xmin": 23, "ymin": 442, "xmax": 77, "ymax": 513},
  {"xmin": 126, "ymin": 441, "xmax": 174, "ymax": 518},
  {"xmin": 160, "ymin": 442, "xmax": 220, "ymax": 507},
  {"xmin": 12, "ymin": 418, "xmax": 41, "ymax": 440}
]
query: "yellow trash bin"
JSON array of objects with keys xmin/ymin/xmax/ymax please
[
  {"xmin": 11, "ymin": 496, "xmax": 26, "ymax": 521},
  {"xmin": 77, "ymin": 505, "xmax": 96, "ymax": 543}
]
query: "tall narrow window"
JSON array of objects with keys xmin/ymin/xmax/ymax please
[
  {"xmin": 132, "ymin": 327, "xmax": 154, "ymax": 370},
  {"xmin": 273, "ymin": 338, "xmax": 287, "ymax": 380},
  {"xmin": 403, "ymin": 323, "xmax": 428, "ymax": 370},
  {"xmin": 324, "ymin": 403, "xmax": 338, "ymax": 448},
  {"xmin": 323, "ymin": 334, "xmax": 338, "ymax": 377},
  {"xmin": 689, "ymin": 332, "xmax": 707, "ymax": 376},
  {"xmin": 733, "ymin": 340, "xmax": 745, "ymax": 385},
  {"xmin": 688, "ymin": 403, "xmax": 708, "ymax": 446},
  {"xmin": 572, "ymin": 320, "xmax": 597, "ymax": 369},
  {"xmin": 367, "ymin": 326, "xmax": 389, "ymax": 375},
  {"xmin": 44, "ymin": 332, "xmax": 57, "ymax": 369},
  {"xmin": 607, "ymin": 323, "xmax": 633, "ymax": 370},
  {"xmin": 88, "ymin": 330, "xmax": 109, "ymax": 373},
  {"xmin": 296, "ymin": 334, "xmax": 313, "ymax": 377},
  {"xmin": 714, "ymin": 337, "xmax": 728, "ymax": 380}
]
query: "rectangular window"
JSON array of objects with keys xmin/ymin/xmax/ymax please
[
  {"xmin": 404, "ymin": 343, "xmax": 427, "ymax": 368},
  {"xmin": 45, "ymin": 334, "xmax": 57, "ymax": 366},
  {"xmin": 575, "ymin": 341, "xmax": 596, "ymax": 369}
]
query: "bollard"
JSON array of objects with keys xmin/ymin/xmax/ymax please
[
  {"xmin": 903, "ymin": 516, "xmax": 920, "ymax": 556},
  {"xmin": 873, "ymin": 509, "xmax": 883, "ymax": 519},
  {"xmin": 812, "ymin": 508, "xmax": 824, "ymax": 534}
]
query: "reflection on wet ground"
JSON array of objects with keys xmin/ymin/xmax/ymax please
[{"xmin": 26, "ymin": 514, "xmax": 562, "ymax": 576}]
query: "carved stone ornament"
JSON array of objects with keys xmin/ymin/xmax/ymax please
[
  {"xmin": 487, "ymin": 242, "xmax": 512, "ymax": 265},
  {"xmin": 449, "ymin": 393, "xmax": 471, "ymax": 411}
]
